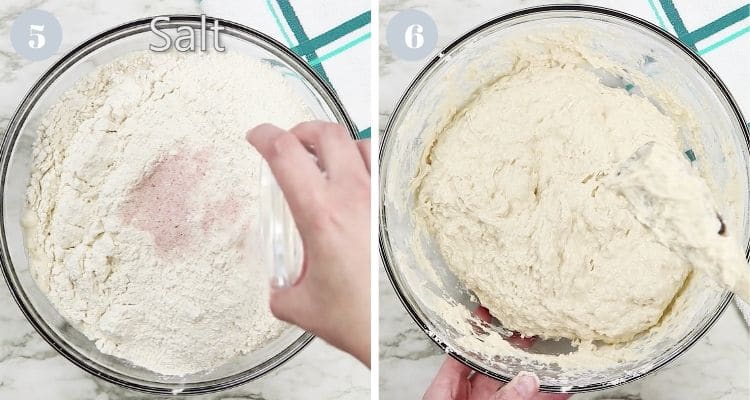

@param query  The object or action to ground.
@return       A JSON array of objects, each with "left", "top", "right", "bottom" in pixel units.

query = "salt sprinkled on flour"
[{"left": 22, "top": 51, "right": 312, "bottom": 375}]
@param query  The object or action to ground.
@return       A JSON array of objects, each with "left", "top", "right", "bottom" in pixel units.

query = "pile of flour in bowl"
[{"left": 22, "top": 51, "right": 311, "bottom": 375}]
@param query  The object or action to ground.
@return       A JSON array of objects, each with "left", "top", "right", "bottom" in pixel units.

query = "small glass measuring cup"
[{"left": 259, "top": 161, "right": 304, "bottom": 288}]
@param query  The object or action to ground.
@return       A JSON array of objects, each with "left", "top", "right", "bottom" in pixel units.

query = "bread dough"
[
  {"left": 606, "top": 141, "right": 750, "bottom": 302},
  {"left": 413, "top": 56, "right": 693, "bottom": 343}
]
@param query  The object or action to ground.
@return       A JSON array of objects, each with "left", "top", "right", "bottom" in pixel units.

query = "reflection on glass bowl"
[
  {"left": 380, "top": 5, "right": 749, "bottom": 393},
  {"left": 1, "top": 16, "right": 354, "bottom": 395}
]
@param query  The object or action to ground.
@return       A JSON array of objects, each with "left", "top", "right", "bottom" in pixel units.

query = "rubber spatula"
[{"left": 604, "top": 141, "right": 750, "bottom": 303}]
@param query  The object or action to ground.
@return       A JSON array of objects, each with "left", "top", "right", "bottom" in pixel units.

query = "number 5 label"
[
  {"left": 28, "top": 25, "right": 46, "bottom": 49},
  {"left": 387, "top": 10, "right": 438, "bottom": 61},
  {"left": 11, "top": 9, "right": 62, "bottom": 61}
]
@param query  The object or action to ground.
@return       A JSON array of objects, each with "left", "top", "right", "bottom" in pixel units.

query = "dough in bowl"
[{"left": 413, "top": 44, "right": 693, "bottom": 343}]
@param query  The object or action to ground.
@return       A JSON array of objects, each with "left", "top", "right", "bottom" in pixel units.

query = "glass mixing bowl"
[
  {"left": 1, "top": 16, "right": 356, "bottom": 395},
  {"left": 380, "top": 5, "right": 750, "bottom": 393}
]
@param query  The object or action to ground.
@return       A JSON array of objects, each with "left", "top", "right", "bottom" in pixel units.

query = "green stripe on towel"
[
  {"left": 649, "top": 0, "right": 749, "bottom": 54},
  {"left": 292, "top": 11, "right": 371, "bottom": 56},
  {"left": 699, "top": 26, "right": 750, "bottom": 55},
  {"left": 265, "top": 0, "right": 294, "bottom": 47},
  {"left": 307, "top": 32, "right": 370, "bottom": 66},
  {"left": 647, "top": 0, "right": 668, "bottom": 30},
  {"left": 687, "top": 5, "right": 749, "bottom": 45},
  {"left": 276, "top": 0, "right": 331, "bottom": 83},
  {"left": 659, "top": 0, "right": 697, "bottom": 50}
]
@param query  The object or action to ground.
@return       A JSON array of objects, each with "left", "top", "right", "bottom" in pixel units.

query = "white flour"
[{"left": 22, "top": 51, "right": 312, "bottom": 375}]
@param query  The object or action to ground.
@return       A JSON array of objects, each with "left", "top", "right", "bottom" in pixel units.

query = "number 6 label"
[
  {"left": 405, "top": 24, "right": 425, "bottom": 49},
  {"left": 387, "top": 10, "right": 438, "bottom": 61},
  {"left": 11, "top": 9, "right": 62, "bottom": 61}
]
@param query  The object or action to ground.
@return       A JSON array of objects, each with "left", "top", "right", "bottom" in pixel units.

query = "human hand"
[
  {"left": 422, "top": 306, "right": 571, "bottom": 400},
  {"left": 246, "top": 121, "right": 371, "bottom": 367},
  {"left": 422, "top": 358, "right": 571, "bottom": 400}
]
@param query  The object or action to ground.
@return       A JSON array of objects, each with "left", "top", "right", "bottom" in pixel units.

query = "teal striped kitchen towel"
[
  {"left": 578, "top": 0, "right": 750, "bottom": 326},
  {"left": 589, "top": 0, "right": 749, "bottom": 123},
  {"left": 200, "top": 0, "right": 371, "bottom": 139},
  {"left": 646, "top": 0, "right": 750, "bottom": 326}
]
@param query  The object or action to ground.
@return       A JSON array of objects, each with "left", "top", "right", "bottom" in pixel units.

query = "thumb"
[
  {"left": 492, "top": 372, "right": 539, "bottom": 400},
  {"left": 269, "top": 285, "right": 309, "bottom": 326}
]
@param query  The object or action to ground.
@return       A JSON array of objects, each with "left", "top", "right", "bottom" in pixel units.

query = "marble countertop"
[
  {"left": 0, "top": 1, "right": 369, "bottom": 399},
  {"left": 378, "top": 1, "right": 750, "bottom": 399}
]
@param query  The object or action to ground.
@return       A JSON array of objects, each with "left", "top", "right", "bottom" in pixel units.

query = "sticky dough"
[
  {"left": 413, "top": 56, "right": 693, "bottom": 343},
  {"left": 606, "top": 141, "right": 750, "bottom": 302}
]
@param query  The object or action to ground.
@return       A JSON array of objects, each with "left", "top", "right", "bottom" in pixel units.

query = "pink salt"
[
  {"left": 200, "top": 197, "right": 242, "bottom": 233},
  {"left": 121, "top": 148, "right": 210, "bottom": 254}
]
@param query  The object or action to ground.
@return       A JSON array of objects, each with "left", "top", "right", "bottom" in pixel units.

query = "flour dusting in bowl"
[{"left": 22, "top": 51, "right": 311, "bottom": 375}]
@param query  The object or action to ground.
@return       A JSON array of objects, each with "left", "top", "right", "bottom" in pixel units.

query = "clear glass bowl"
[
  {"left": 0, "top": 16, "right": 355, "bottom": 395},
  {"left": 380, "top": 5, "right": 750, "bottom": 393}
]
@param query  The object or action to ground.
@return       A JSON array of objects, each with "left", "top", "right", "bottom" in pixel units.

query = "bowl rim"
[
  {"left": 0, "top": 14, "right": 357, "bottom": 395},
  {"left": 379, "top": 4, "right": 749, "bottom": 393}
]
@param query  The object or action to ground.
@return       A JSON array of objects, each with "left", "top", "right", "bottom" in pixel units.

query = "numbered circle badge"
[
  {"left": 11, "top": 9, "right": 63, "bottom": 61},
  {"left": 386, "top": 9, "right": 438, "bottom": 61}
]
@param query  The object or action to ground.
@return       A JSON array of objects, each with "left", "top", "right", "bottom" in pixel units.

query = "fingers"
[
  {"left": 491, "top": 372, "right": 539, "bottom": 400},
  {"left": 422, "top": 357, "right": 472, "bottom": 400},
  {"left": 470, "top": 373, "right": 502, "bottom": 398},
  {"left": 357, "top": 139, "right": 371, "bottom": 174},
  {"left": 268, "top": 284, "right": 309, "bottom": 326},
  {"left": 475, "top": 305, "right": 536, "bottom": 349},
  {"left": 246, "top": 124, "right": 326, "bottom": 227},
  {"left": 508, "top": 333, "right": 536, "bottom": 350},
  {"left": 475, "top": 305, "right": 492, "bottom": 322},
  {"left": 289, "top": 121, "right": 368, "bottom": 181},
  {"left": 439, "top": 356, "right": 474, "bottom": 381}
]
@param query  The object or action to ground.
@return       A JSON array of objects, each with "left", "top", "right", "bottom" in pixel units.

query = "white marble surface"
[
  {"left": 0, "top": 1, "right": 369, "bottom": 399},
  {"left": 379, "top": 1, "right": 750, "bottom": 399}
]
